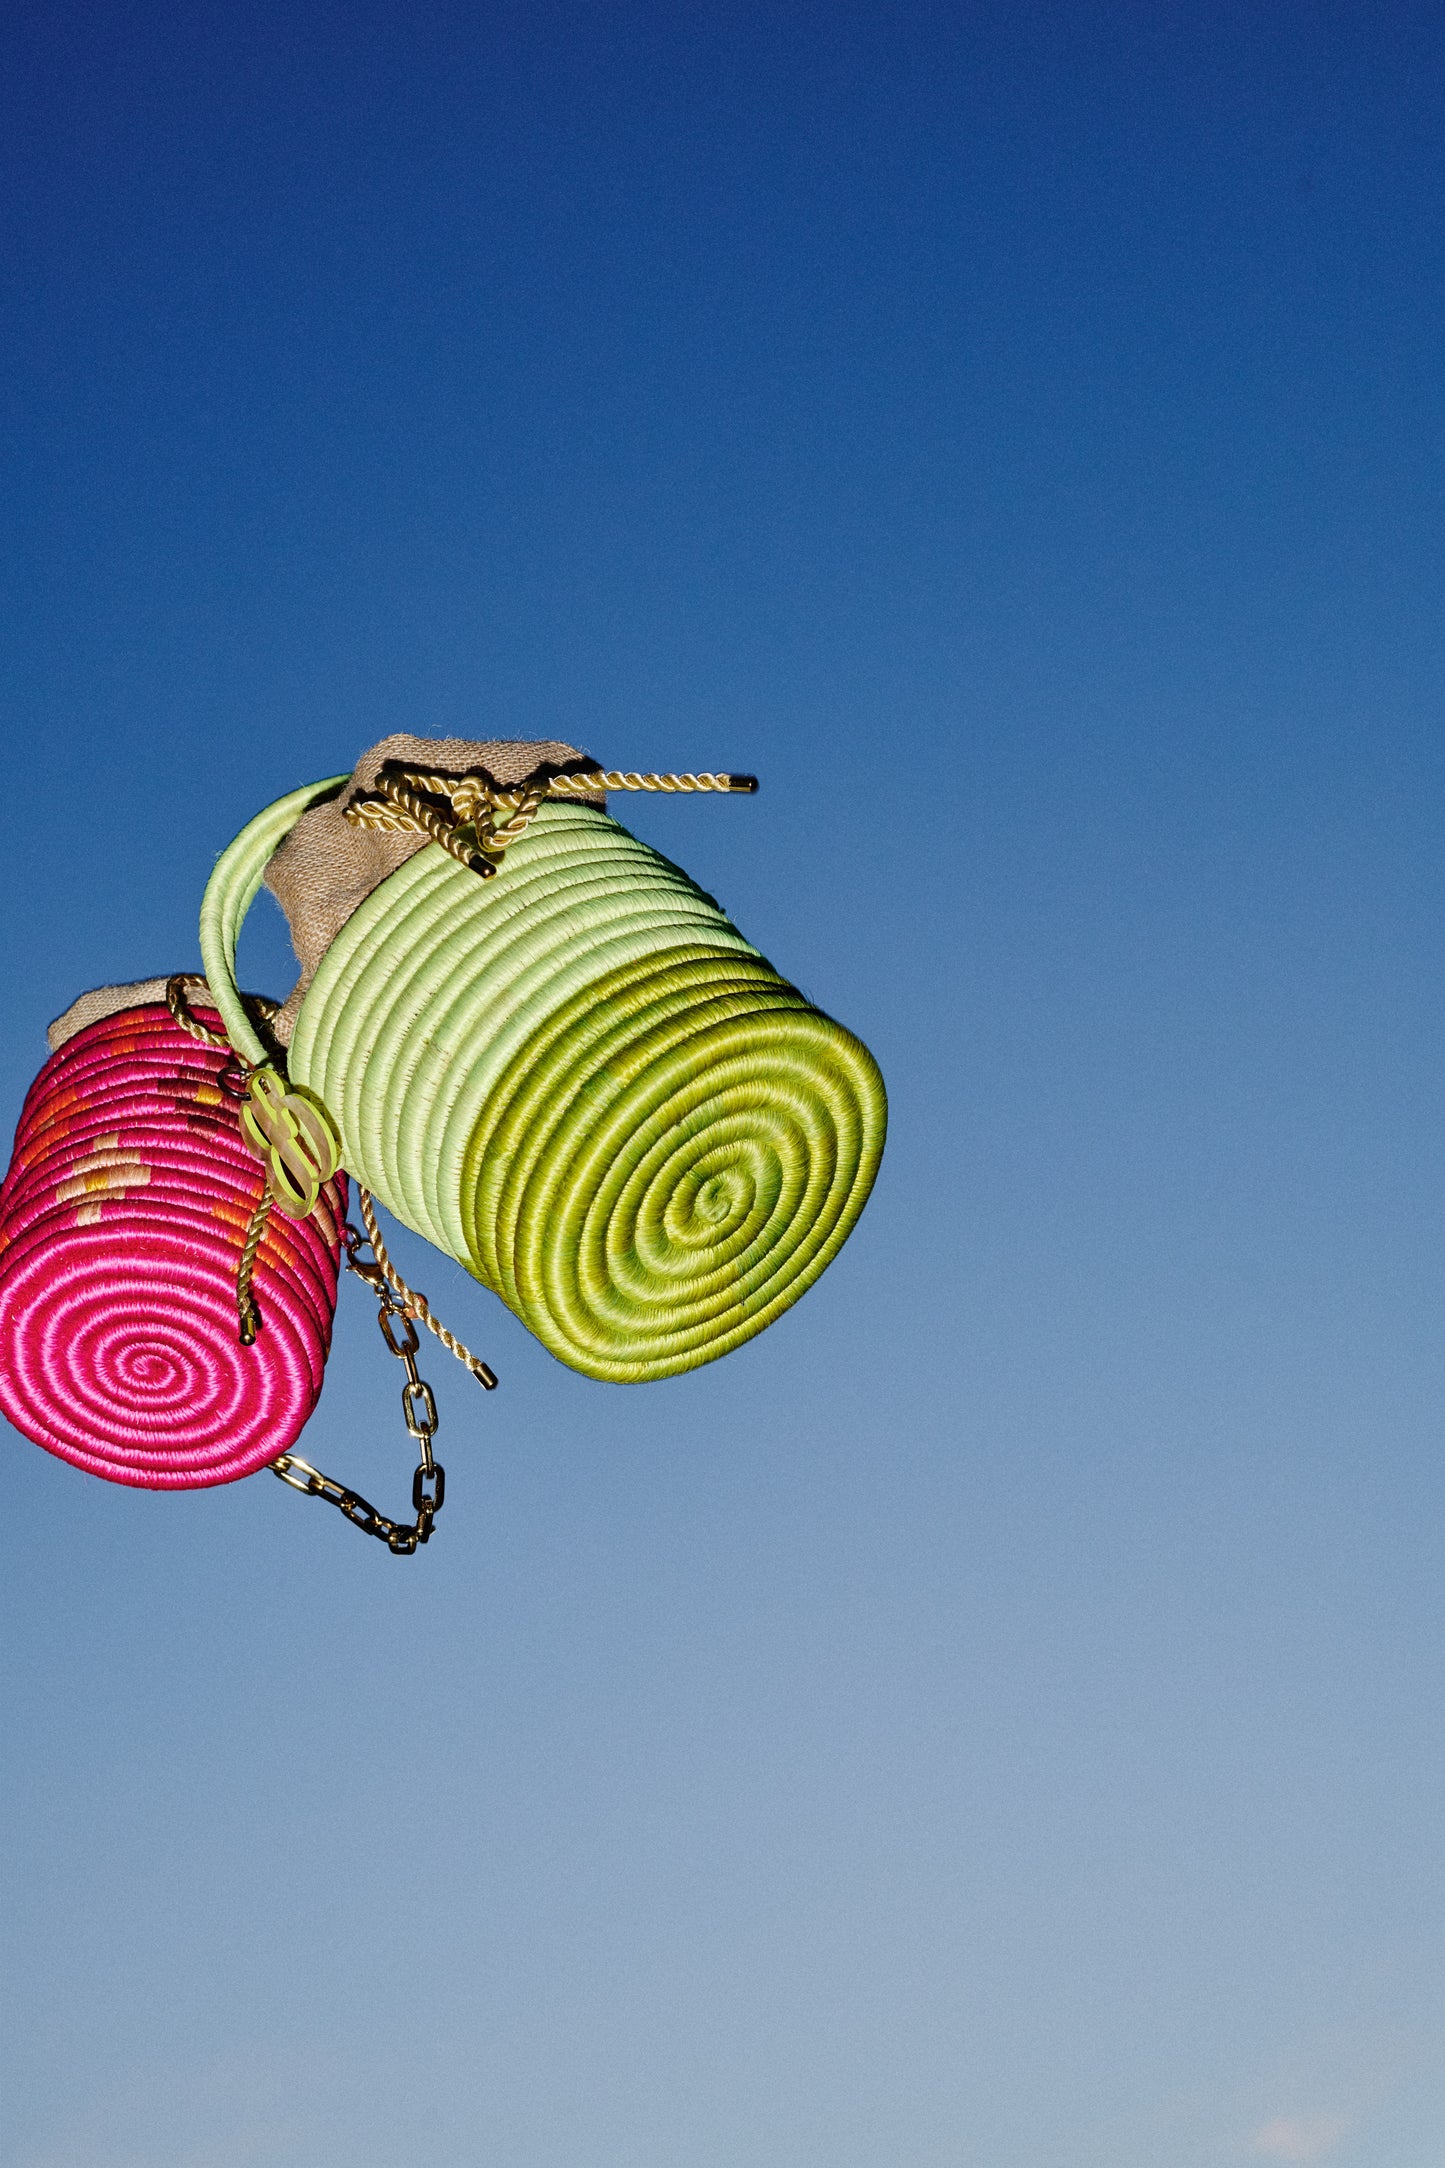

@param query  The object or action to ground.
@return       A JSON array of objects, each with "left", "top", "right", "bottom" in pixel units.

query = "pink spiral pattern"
[{"left": 0, "top": 1002, "right": 346, "bottom": 1487}]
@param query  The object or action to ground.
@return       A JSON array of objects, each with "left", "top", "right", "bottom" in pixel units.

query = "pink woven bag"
[{"left": 0, "top": 995, "right": 346, "bottom": 1487}]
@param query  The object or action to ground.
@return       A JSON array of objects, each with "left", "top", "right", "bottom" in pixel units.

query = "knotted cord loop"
[
  {"left": 346, "top": 775, "right": 495, "bottom": 875},
  {"left": 344, "top": 763, "right": 758, "bottom": 875}
]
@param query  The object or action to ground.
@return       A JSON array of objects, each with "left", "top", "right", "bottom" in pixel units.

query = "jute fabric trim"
[{"left": 49, "top": 979, "right": 174, "bottom": 1051}]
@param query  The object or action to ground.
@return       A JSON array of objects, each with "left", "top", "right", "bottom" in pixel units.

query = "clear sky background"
[{"left": 2, "top": 5, "right": 1444, "bottom": 2165}]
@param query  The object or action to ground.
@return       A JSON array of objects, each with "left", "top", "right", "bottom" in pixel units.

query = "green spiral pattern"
[{"left": 203, "top": 792, "right": 886, "bottom": 1382}]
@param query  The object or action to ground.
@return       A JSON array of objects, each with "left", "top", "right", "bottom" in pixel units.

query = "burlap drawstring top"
[{"left": 263, "top": 736, "right": 603, "bottom": 1041}]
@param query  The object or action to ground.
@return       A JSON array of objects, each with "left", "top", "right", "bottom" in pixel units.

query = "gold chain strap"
[
  {"left": 273, "top": 1222, "right": 448, "bottom": 1553},
  {"left": 269, "top": 1203, "right": 496, "bottom": 1557}
]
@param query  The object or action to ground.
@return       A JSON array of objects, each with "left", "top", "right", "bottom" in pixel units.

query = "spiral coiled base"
[
  {"left": 462, "top": 948, "right": 885, "bottom": 1379},
  {"left": 0, "top": 1004, "right": 346, "bottom": 1487}
]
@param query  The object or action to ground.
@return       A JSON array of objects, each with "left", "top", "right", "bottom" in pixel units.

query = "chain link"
[{"left": 268, "top": 1219, "right": 454, "bottom": 1554}]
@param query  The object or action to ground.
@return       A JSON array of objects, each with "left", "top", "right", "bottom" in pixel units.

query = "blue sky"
[{"left": 3, "top": 5, "right": 1445, "bottom": 2163}]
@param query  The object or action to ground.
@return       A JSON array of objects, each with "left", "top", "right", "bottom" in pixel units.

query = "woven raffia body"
[
  {"left": 0, "top": 1002, "right": 346, "bottom": 1486},
  {"left": 203, "top": 783, "right": 886, "bottom": 1383}
]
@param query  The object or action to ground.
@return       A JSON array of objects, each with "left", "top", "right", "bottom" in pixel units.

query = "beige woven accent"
[
  {"left": 262, "top": 737, "right": 601, "bottom": 1043},
  {"left": 48, "top": 978, "right": 178, "bottom": 1051},
  {"left": 47, "top": 978, "right": 278, "bottom": 1054}
]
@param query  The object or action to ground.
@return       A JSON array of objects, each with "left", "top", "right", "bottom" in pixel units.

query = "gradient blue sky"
[{"left": 3, "top": 6, "right": 1444, "bottom": 2164}]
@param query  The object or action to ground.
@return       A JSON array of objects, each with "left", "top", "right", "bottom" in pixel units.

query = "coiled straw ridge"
[
  {"left": 203, "top": 785, "right": 885, "bottom": 1382},
  {"left": 0, "top": 1001, "right": 346, "bottom": 1486}
]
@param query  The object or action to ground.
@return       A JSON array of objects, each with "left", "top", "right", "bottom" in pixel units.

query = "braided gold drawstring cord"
[
  {"left": 235, "top": 1186, "right": 272, "bottom": 1346},
  {"left": 544, "top": 771, "right": 757, "bottom": 795},
  {"left": 354, "top": 1186, "right": 497, "bottom": 1390},
  {"left": 352, "top": 777, "right": 493, "bottom": 875},
  {"left": 451, "top": 777, "right": 548, "bottom": 862},
  {"left": 168, "top": 976, "right": 281, "bottom": 1342},
  {"left": 345, "top": 765, "right": 757, "bottom": 875}
]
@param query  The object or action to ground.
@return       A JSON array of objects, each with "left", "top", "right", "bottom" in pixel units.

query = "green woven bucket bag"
[{"left": 200, "top": 751, "right": 886, "bottom": 1383}]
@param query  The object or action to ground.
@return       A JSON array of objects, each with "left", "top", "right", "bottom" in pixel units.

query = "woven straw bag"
[
  {"left": 200, "top": 744, "right": 886, "bottom": 1383},
  {"left": 0, "top": 986, "right": 346, "bottom": 1487}
]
